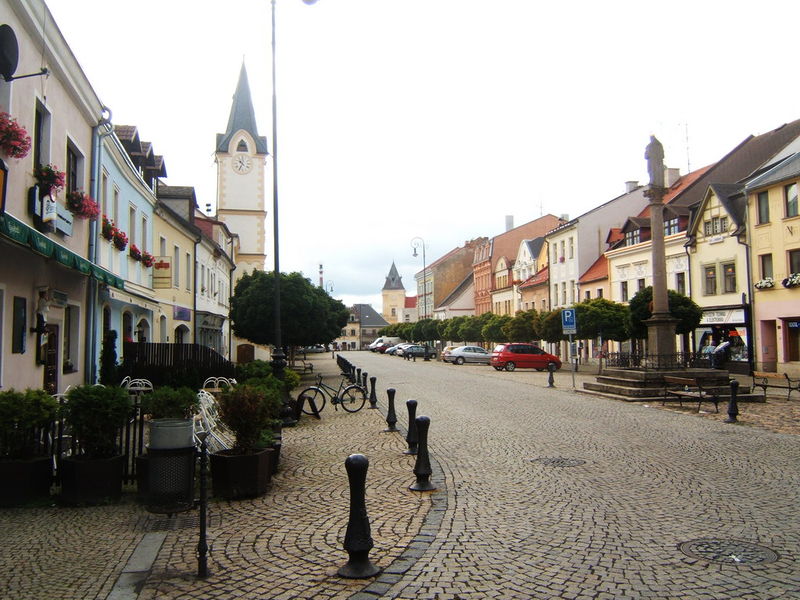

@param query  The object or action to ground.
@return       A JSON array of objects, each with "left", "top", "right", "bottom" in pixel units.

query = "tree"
[
  {"left": 481, "top": 314, "right": 512, "bottom": 344},
  {"left": 628, "top": 286, "right": 702, "bottom": 342},
  {"left": 574, "top": 298, "right": 629, "bottom": 342},
  {"left": 538, "top": 310, "right": 566, "bottom": 344},
  {"left": 503, "top": 310, "right": 537, "bottom": 342},
  {"left": 443, "top": 316, "right": 467, "bottom": 343},
  {"left": 230, "top": 270, "right": 349, "bottom": 347},
  {"left": 457, "top": 313, "right": 492, "bottom": 344}
]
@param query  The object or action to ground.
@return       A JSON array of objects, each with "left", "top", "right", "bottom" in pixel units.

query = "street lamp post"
[
  {"left": 270, "top": 0, "right": 317, "bottom": 414},
  {"left": 411, "top": 237, "right": 427, "bottom": 320}
]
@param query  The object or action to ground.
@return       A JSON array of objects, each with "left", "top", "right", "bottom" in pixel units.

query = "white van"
[{"left": 369, "top": 336, "right": 401, "bottom": 351}]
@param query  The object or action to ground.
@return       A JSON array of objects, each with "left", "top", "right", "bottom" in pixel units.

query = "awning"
[
  {"left": 107, "top": 288, "right": 160, "bottom": 313},
  {"left": 0, "top": 213, "right": 125, "bottom": 290}
]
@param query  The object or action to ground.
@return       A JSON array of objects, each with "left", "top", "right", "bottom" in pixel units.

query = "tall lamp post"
[
  {"left": 411, "top": 237, "right": 427, "bottom": 320},
  {"left": 269, "top": 0, "right": 318, "bottom": 385}
]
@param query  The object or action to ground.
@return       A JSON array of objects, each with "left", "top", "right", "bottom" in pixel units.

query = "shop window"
[
  {"left": 757, "top": 191, "right": 770, "bottom": 224},
  {"left": 12, "top": 297, "right": 25, "bottom": 354},
  {"left": 787, "top": 321, "right": 800, "bottom": 362},
  {"left": 62, "top": 305, "right": 79, "bottom": 373}
]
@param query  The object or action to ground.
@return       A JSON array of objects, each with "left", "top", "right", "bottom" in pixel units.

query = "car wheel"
[
  {"left": 429, "top": 353, "right": 437, "bottom": 359},
  {"left": 493, "top": 366, "right": 503, "bottom": 371},
  {"left": 455, "top": 357, "right": 465, "bottom": 365},
  {"left": 536, "top": 368, "right": 544, "bottom": 372},
  {"left": 505, "top": 362, "right": 516, "bottom": 372}
]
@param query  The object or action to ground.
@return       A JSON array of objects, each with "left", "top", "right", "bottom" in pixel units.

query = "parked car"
[
  {"left": 401, "top": 344, "right": 437, "bottom": 359},
  {"left": 303, "top": 344, "right": 326, "bottom": 354},
  {"left": 490, "top": 343, "right": 562, "bottom": 372},
  {"left": 391, "top": 343, "right": 415, "bottom": 356},
  {"left": 443, "top": 345, "right": 490, "bottom": 365},
  {"left": 375, "top": 343, "right": 392, "bottom": 353}
]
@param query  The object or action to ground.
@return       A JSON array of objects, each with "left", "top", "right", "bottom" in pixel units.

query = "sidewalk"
[{"left": 0, "top": 356, "right": 432, "bottom": 600}]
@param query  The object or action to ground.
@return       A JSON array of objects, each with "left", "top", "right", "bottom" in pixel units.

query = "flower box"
[
  {"left": 754, "top": 277, "right": 774, "bottom": 290},
  {"left": 0, "top": 112, "right": 31, "bottom": 159},
  {"left": 782, "top": 273, "right": 800, "bottom": 289},
  {"left": 33, "top": 164, "right": 65, "bottom": 196},
  {"left": 66, "top": 190, "right": 100, "bottom": 220},
  {"left": 141, "top": 251, "right": 155, "bottom": 268},
  {"left": 113, "top": 229, "right": 128, "bottom": 251},
  {"left": 129, "top": 244, "right": 142, "bottom": 261}
]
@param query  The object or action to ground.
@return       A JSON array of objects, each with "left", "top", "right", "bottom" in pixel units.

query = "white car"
[{"left": 443, "top": 345, "right": 490, "bottom": 365}]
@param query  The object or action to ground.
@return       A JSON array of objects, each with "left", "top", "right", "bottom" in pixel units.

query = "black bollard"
[
  {"left": 196, "top": 432, "right": 209, "bottom": 578},
  {"left": 404, "top": 399, "right": 418, "bottom": 455},
  {"left": 409, "top": 416, "right": 436, "bottom": 492},
  {"left": 356, "top": 368, "right": 362, "bottom": 386},
  {"left": 350, "top": 365, "right": 356, "bottom": 384},
  {"left": 337, "top": 454, "right": 381, "bottom": 579},
  {"left": 362, "top": 372, "right": 368, "bottom": 390},
  {"left": 547, "top": 362, "right": 556, "bottom": 388},
  {"left": 383, "top": 388, "right": 398, "bottom": 432},
  {"left": 725, "top": 379, "right": 740, "bottom": 423},
  {"left": 368, "top": 376, "right": 378, "bottom": 409}
]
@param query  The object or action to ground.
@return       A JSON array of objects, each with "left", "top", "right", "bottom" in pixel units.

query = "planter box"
[
  {"left": 0, "top": 456, "right": 52, "bottom": 506},
  {"left": 210, "top": 448, "right": 274, "bottom": 500},
  {"left": 59, "top": 455, "right": 125, "bottom": 505}
]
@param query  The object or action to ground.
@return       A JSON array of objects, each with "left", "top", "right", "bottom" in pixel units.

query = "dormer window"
[
  {"left": 625, "top": 229, "right": 640, "bottom": 246},
  {"left": 236, "top": 139, "right": 249, "bottom": 152}
]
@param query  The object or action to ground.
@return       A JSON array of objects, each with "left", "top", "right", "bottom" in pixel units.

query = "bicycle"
[{"left": 298, "top": 374, "right": 367, "bottom": 415}]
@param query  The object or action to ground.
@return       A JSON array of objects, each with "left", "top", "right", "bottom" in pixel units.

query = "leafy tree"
[
  {"left": 457, "top": 314, "right": 492, "bottom": 344},
  {"left": 231, "top": 270, "right": 349, "bottom": 347},
  {"left": 538, "top": 310, "right": 566, "bottom": 344},
  {"left": 574, "top": 298, "right": 629, "bottom": 342},
  {"left": 481, "top": 314, "right": 512, "bottom": 344},
  {"left": 503, "top": 310, "right": 537, "bottom": 342},
  {"left": 443, "top": 316, "right": 467, "bottom": 343},
  {"left": 628, "top": 286, "right": 702, "bottom": 339}
]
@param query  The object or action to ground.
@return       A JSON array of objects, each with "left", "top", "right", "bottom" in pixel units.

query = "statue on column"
[{"left": 644, "top": 135, "right": 665, "bottom": 188}]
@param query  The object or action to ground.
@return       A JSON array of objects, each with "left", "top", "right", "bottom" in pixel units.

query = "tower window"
[{"left": 236, "top": 139, "right": 249, "bottom": 152}]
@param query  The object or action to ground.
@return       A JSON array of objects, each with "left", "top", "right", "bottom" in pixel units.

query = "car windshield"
[{"left": 493, "top": 345, "right": 505, "bottom": 352}]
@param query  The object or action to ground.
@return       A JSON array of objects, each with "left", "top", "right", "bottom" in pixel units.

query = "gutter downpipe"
[
  {"left": 736, "top": 219, "right": 756, "bottom": 375},
  {"left": 85, "top": 106, "right": 113, "bottom": 384}
]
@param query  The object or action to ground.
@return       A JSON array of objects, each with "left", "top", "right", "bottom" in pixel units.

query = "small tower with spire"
[
  {"left": 382, "top": 262, "right": 406, "bottom": 324},
  {"left": 215, "top": 63, "right": 269, "bottom": 277}
]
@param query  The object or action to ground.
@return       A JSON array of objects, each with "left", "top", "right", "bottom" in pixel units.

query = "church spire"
[
  {"left": 216, "top": 63, "right": 268, "bottom": 154},
  {"left": 383, "top": 262, "right": 404, "bottom": 290}
]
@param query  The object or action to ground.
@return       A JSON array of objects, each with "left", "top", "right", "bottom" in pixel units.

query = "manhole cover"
[
  {"left": 678, "top": 539, "right": 779, "bottom": 565},
  {"left": 530, "top": 457, "right": 586, "bottom": 468}
]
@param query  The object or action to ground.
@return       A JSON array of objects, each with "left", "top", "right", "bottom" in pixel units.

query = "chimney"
[
  {"left": 665, "top": 167, "right": 680, "bottom": 187},
  {"left": 625, "top": 180, "right": 639, "bottom": 193},
  {"left": 505, "top": 215, "right": 514, "bottom": 231},
  {"left": 560, "top": 213, "right": 569, "bottom": 222}
]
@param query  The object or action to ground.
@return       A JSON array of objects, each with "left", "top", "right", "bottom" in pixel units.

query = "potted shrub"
[
  {"left": 141, "top": 386, "right": 197, "bottom": 449},
  {"left": 210, "top": 384, "right": 281, "bottom": 499},
  {"left": 0, "top": 389, "right": 58, "bottom": 506},
  {"left": 59, "top": 385, "right": 132, "bottom": 505}
]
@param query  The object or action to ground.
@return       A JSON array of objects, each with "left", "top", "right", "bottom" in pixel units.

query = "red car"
[{"left": 490, "top": 343, "right": 562, "bottom": 372}]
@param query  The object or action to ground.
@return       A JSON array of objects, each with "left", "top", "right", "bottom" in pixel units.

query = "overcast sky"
[{"left": 47, "top": 0, "right": 800, "bottom": 309}]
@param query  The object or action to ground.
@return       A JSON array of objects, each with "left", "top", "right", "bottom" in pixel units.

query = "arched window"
[{"left": 236, "top": 139, "right": 248, "bottom": 152}]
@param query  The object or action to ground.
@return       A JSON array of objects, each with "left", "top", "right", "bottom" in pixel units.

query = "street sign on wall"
[{"left": 561, "top": 308, "right": 577, "bottom": 335}]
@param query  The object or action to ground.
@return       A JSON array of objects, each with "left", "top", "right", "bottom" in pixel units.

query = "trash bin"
[{"left": 143, "top": 446, "right": 195, "bottom": 514}]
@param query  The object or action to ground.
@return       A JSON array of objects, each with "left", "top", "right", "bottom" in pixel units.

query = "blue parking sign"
[{"left": 561, "top": 308, "right": 577, "bottom": 334}]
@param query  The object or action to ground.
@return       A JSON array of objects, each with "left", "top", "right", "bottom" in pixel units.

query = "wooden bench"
[
  {"left": 289, "top": 359, "right": 314, "bottom": 374},
  {"left": 662, "top": 376, "right": 720, "bottom": 413},
  {"left": 751, "top": 371, "right": 800, "bottom": 400}
]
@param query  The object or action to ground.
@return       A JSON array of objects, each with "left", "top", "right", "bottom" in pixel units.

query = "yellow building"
[{"left": 745, "top": 155, "right": 800, "bottom": 375}]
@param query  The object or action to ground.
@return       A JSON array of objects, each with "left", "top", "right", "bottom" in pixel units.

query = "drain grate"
[
  {"left": 145, "top": 513, "right": 222, "bottom": 531},
  {"left": 678, "top": 539, "right": 779, "bottom": 565},
  {"left": 530, "top": 457, "right": 586, "bottom": 468}
]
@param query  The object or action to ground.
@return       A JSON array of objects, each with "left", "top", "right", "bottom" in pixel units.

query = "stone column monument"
[{"left": 644, "top": 136, "right": 678, "bottom": 366}]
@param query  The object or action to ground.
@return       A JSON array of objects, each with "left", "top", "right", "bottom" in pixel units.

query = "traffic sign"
[{"left": 561, "top": 308, "right": 577, "bottom": 334}]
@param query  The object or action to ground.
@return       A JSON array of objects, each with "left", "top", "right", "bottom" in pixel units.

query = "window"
[
  {"left": 757, "top": 191, "right": 770, "bottom": 224},
  {"left": 112, "top": 188, "right": 120, "bottom": 223},
  {"left": 33, "top": 101, "right": 51, "bottom": 169},
  {"left": 186, "top": 253, "right": 191, "bottom": 290},
  {"left": 100, "top": 171, "right": 108, "bottom": 216},
  {"left": 391, "top": 307, "right": 396, "bottom": 316},
  {"left": 760, "top": 254, "right": 773, "bottom": 279},
  {"left": 66, "top": 143, "right": 80, "bottom": 192},
  {"left": 561, "top": 282, "right": 567, "bottom": 305},
  {"left": 568, "top": 237, "right": 574, "bottom": 259},
  {"left": 597, "top": 288, "right": 603, "bottom": 299},
  {"left": 786, "top": 183, "right": 798, "bottom": 218},
  {"left": 675, "top": 272, "right": 686, "bottom": 295},
  {"left": 664, "top": 217, "right": 679, "bottom": 236},
  {"left": 159, "top": 236, "right": 166, "bottom": 257},
  {"left": 141, "top": 215, "right": 147, "bottom": 251},
  {"left": 585, "top": 290, "right": 591, "bottom": 300},
  {"left": 790, "top": 249, "right": 800, "bottom": 274},
  {"left": 625, "top": 230, "right": 640, "bottom": 245},
  {"left": 350, "top": 329, "right": 356, "bottom": 336},
  {"left": 621, "top": 281, "right": 628, "bottom": 302},
  {"left": 704, "top": 216, "right": 729, "bottom": 236},
  {"left": 62, "top": 305, "right": 79, "bottom": 373},
  {"left": 236, "top": 139, "right": 249, "bottom": 152},
  {"left": 560, "top": 241, "right": 565, "bottom": 261},
  {"left": 552, "top": 246, "right": 557, "bottom": 264},
  {"left": 173, "top": 245, "right": 180, "bottom": 287},
  {"left": 637, "top": 278, "right": 646, "bottom": 291},
  {"left": 128, "top": 206, "right": 136, "bottom": 249},
  {"left": 723, "top": 263, "right": 736, "bottom": 293},
  {"left": 704, "top": 265, "right": 717, "bottom": 295},
  {"left": 569, "top": 280, "right": 575, "bottom": 303}
]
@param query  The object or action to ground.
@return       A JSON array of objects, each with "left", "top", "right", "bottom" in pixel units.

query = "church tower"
[
  {"left": 382, "top": 262, "right": 406, "bottom": 324},
  {"left": 215, "top": 63, "right": 269, "bottom": 277}
]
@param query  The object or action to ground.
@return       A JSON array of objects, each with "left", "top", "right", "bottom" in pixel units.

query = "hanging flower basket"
[
  {"left": 66, "top": 190, "right": 100, "bottom": 220},
  {"left": 782, "top": 273, "right": 800, "bottom": 288},
  {"left": 101, "top": 215, "right": 116, "bottom": 241},
  {"left": 113, "top": 229, "right": 128, "bottom": 251},
  {"left": 129, "top": 244, "right": 142, "bottom": 261},
  {"left": 141, "top": 251, "right": 155, "bottom": 268},
  {"left": 0, "top": 112, "right": 32, "bottom": 159},
  {"left": 754, "top": 277, "right": 774, "bottom": 290},
  {"left": 33, "top": 164, "right": 66, "bottom": 197}
]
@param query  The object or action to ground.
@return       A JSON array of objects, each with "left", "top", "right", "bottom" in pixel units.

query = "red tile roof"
[
  {"left": 579, "top": 254, "right": 608, "bottom": 284},
  {"left": 519, "top": 266, "right": 549, "bottom": 289},
  {"left": 638, "top": 164, "right": 714, "bottom": 217}
]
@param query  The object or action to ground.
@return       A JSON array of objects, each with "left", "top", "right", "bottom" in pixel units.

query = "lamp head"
[{"left": 412, "top": 248, "right": 418, "bottom": 258}]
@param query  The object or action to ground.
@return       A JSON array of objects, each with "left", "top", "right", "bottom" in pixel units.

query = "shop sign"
[
  {"left": 174, "top": 306, "right": 191, "bottom": 322},
  {"left": 700, "top": 309, "right": 745, "bottom": 325},
  {"left": 152, "top": 256, "right": 172, "bottom": 289}
]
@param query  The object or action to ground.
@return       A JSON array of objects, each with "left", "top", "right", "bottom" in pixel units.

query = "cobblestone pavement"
[
  {"left": 350, "top": 352, "right": 800, "bottom": 599},
  {"left": 1, "top": 353, "right": 798, "bottom": 600}
]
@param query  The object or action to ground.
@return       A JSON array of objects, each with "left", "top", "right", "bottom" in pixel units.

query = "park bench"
[
  {"left": 290, "top": 358, "right": 314, "bottom": 374},
  {"left": 751, "top": 371, "right": 800, "bottom": 400},
  {"left": 662, "top": 376, "right": 720, "bottom": 413}
]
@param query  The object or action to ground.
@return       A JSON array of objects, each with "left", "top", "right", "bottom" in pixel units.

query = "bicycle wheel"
[
  {"left": 340, "top": 385, "right": 367, "bottom": 413},
  {"left": 299, "top": 387, "right": 326, "bottom": 415}
]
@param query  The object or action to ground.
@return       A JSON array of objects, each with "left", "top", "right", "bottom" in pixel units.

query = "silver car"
[{"left": 443, "top": 345, "right": 490, "bottom": 365}]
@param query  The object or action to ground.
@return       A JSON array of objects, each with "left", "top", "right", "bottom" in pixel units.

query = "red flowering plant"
[
  {"left": 33, "top": 164, "right": 66, "bottom": 196},
  {"left": 112, "top": 228, "right": 128, "bottom": 251},
  {"left": 101, "top": 215, "right": 116, "bottom": 241},
  {"left": 66, "top": 190, "right": 100, "bottom": 220},
  {"left": 0, "top": 112, "right": 32, "bottom": 159},
  {"left": 141, "top": 251, "right": 155, "bottom": 268},
  {"left": 129, "top": 244, "right": 142, "bottom": 261}
]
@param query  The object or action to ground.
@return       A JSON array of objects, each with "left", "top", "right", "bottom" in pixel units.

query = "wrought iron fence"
[
  {"left": 121, "top": 342, "right": 235, "bottom": 388},
  {"left": 604, "top": 352, "right": 711, "bottom": 371}
]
